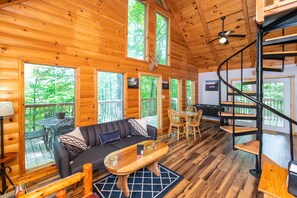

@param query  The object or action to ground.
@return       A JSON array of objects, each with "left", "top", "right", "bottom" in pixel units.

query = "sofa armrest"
[
  {"left": 147, "top": 125, "right": 157, "bottom": 140},
  {"left": 53, "top": 141, "right": 71, "bottom": 178}
]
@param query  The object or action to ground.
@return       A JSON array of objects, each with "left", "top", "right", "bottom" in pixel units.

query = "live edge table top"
[{"left": 104, "top": 140, "right": 169, "bottom": 175}]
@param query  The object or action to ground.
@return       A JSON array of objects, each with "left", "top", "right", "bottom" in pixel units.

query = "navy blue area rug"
[{"left": 93, "top": 164, "right": 183, "bottom": 198}]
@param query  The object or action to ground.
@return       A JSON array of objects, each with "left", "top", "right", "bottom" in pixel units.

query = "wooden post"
[
  {"left": 256, "top": 0, "right": 265, "bottom": 24},
  {"left": 83, "top": 163, "right": 92, "bottom": 197},
  {"left": 56, "top": 189, "right": 66, "bottom": 198}
]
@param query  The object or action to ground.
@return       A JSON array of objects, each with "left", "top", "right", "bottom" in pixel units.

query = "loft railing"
[
  {"left": 25, "top": 102, "right": 74, "bottom": 132},
  {"left": 256, "top": 0, "right": 297, "bottom": 23},
  {"left": 98, "top": 100, "right": 123, "bottom": 123}
]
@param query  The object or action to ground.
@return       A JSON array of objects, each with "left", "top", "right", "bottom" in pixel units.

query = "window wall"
[
  {"left": 97, "top": 72, "right": 124, "bottom": 123},
  {"left": 127, "top": 0, "right": 146, "bottom": 60},
  {"left": 24, "top": 63, "right": 75, "bottom": 170},
  {"left": 156, "top": 12, "right": 169, "bottom": 65}
]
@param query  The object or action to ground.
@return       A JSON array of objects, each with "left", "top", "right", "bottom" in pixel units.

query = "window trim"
[
  {"left": 126, "top": 0, "right": 149, "bottom": 62},
  {"left": 155, "top": 10, "right": 170, "bottom": 67},
  {"left": 139, "top": 72, "right": 162, "bottom": 130}
]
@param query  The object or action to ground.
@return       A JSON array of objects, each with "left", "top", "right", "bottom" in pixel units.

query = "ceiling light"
[{"left": 219, "top": 37, "right": 228, "bottom": 44}]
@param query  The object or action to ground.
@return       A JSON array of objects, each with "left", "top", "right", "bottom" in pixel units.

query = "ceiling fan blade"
[
  {"left": 229, "top": 34, "right": 246, "bottom": 38},
  {"left": 206, "top": 37, "right": 219, "bottom": 44},
  {"left": 224, "top": 30, "right": 235, "bottom": 36}
]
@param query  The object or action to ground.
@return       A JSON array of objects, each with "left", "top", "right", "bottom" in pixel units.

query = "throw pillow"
[
  {"left": 128, "top": 118, "right": 149, "bottom": 137},
  {"left": 59, "top": 127, "right": 88, "bottom": 161},
  {"left": 99, "top": 130, "right": 121, "bottom": 145}
]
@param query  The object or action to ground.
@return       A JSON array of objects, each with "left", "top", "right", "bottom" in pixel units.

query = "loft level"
[{"left": 256, "top": 0, "right": 297, "bottom": 24}]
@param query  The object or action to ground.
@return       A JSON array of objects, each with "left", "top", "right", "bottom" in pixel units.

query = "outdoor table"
[
  {"left": 36, "top": 116, "right": 74, "bottom": 150},
  {"left": 178, "top": 111, "right": 196, "bottom": 139}
]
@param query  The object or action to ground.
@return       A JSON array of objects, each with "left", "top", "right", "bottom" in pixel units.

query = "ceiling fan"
[{"left": 207, "top": 16, "right": 246, "bottom": 45}]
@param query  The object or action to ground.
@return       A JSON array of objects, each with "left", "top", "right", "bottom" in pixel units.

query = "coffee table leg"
[
  {"left": 117, "top": 175, "right": 129, "bottom": 197},
  {"left": 147, "top": 161, "right": 160, "bottom": 176}
]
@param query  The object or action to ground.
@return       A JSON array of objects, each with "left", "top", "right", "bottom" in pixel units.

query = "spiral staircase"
[{"left": 217, "top": 4, "right": 297, "bottom": 178}]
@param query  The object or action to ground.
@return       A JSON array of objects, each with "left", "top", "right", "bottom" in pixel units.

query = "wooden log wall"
[{"left": 0, "top": 0, "right": 198, "bottom": 183}]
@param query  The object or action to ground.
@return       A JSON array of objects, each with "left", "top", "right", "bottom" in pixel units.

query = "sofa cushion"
[
  {"left": 112, "top": 136, "right": 150, "bottom": 149},
  {"left": 128, "top": 118, "right": 149, "bottom": 137},
  {"left": 99, "top": 130, "right": 121, "bottom": 145},
  {"left": 70, "top": 144, "right": 118, "bottom": 174},
  {"left": 59, "top": 127, "right": 88, "bottom": 161}
]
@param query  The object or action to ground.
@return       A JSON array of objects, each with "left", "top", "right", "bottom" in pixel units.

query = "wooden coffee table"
[{"left": 104, "top": 140, "right": 169, "bottom": 197}]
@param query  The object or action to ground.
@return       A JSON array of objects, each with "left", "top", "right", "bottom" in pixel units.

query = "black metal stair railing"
[{"left": 217, "top": 39, "right": 297, "bottom": 161}]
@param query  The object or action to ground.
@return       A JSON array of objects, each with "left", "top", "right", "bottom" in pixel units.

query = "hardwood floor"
[{"left": 26, "top": 121, "right": 296, "bottom": 197}]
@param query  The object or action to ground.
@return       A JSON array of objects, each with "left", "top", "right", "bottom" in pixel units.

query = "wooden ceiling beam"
[
  {"left": 165, "top": 0, "right": 200, "bottom": 69},
  {"left": 193, "top": 0, "right": 221, "bottom": 67},
  {"left": 242, "top": 0, "right": 256, "bottom": 68}
]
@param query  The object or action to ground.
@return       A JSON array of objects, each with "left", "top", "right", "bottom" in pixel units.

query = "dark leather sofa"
[
  {"left": 53, "top": 118, "right": 157, "bottom": 178},
  {"left": 194, "top": 104, "right": 221, "bottom": 117}
]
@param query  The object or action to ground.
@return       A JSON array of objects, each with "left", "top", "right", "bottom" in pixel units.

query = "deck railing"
[
  {"left": 171, "top": 98, "right": 178, "bottom": 111},
  {"left": 25, "top": 102, "right": 74, "bottom": 132},
  {"left": 98, "top": 100, "right": 123, "bottom": 123},
  {"left": 263, "top": 98, "right": 284, "bottom": 127}
]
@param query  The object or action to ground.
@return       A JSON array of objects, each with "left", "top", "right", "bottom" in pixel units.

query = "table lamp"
[{"left": 0, "top": 102, "right": 14, "bottom": 159}]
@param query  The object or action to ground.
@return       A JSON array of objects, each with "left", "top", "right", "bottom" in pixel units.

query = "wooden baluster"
[
  {"left": 56, "top": 189, "right": 66, "bottom": 198},
  {"left": 256, "top": 0, "right": 265, "bottom": 23},
  {"left": 83, "top": 163, "right": 92, "bottom": 197}
]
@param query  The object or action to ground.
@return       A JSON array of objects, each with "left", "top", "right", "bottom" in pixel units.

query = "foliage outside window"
[
  {"left": 127, "top": 0, "right": 146, "bottom": 60},
  {"left": 24, "top": 63, "right": 75, "bottom": 170},
  {"left": 186, "top": 80, "right": 194, "bottom": 106},
  {"left": 141, "top": 75, "right": 159, "bottom": 128},
  {"left": 170, "top": 79, "right": 179, "bottom": 111},
  {"left": 156, "top": 13, "right": 169, "bottom": 65},
  {"left": 98, "top": 72, "right": 123, "bottom": 123}
]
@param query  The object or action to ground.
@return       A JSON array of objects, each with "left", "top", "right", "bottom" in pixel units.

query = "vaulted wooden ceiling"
[{"left": 166, "top": 0, "right": 297, "bottom": 72}]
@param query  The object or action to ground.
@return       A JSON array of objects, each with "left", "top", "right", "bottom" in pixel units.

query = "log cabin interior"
[{"left": 0, "top": 0, "right": 297, "bottom": 197}]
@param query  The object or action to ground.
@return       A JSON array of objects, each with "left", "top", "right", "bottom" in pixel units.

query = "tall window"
[
  {"left": 127, "top": 0, "right": 146, "bottom": 60},
  {"left": 140, "top": 75, "right": 161, "bottom": 128},
  {"left": 170, "top": 79, "right": 179, "bottom": 111},
  {"left": 186, "top": 80, "right": 194, "bottom": 106},
  {"left": 156, "top": 13, "right": 169, "bottom": 65},
  {"left": 98, "top": 72, "right": 123, "bottom": 123},
  {"left": 24, "top": 63, "right": 75, "bottom": 170}
]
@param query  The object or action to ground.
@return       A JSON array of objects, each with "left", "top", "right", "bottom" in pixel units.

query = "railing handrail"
[
  {"left": 25, "top": 102, "right": 74, "bottom": 107},
  {"left": 217, "top": 40, "right": 297, "bottom": 126},
  {"left": 98, "top": 100, "right": 123, "bottom": 103}
]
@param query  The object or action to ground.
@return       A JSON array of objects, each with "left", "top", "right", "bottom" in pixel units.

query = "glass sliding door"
[
  {"left": 98, "top": 72, "right": 124, "bottom": 123},
  {"left": 186, "top": 80, "right": 194, "bottom": 106},
  {"left": 170, "top": 79, "right": 180, "bottom": 111},
  {"left": 140, "top": 75, "right": 161, "bottom": 128},
  {"left": 24, "top": 63, "right": 75, "bottom": 170}
]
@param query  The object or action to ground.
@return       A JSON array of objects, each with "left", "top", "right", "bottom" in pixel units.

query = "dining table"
[{"left": 178, "top": 111, "right": 196, "bottom": 139}]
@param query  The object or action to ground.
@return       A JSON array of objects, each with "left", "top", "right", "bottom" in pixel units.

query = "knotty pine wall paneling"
[{"left": 0, "top": 0, "right": 198, "bottom": 183}]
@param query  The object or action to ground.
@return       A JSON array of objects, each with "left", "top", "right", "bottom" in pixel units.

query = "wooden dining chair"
[
  {"left": 188, "top": 110, "right": 203, "bottom": 140},
  {"left": 168, "top": 108, "right": 185, "bottom": 140},
  {"left": 186, "top": 105, "right": 198, "bottom": 112}
]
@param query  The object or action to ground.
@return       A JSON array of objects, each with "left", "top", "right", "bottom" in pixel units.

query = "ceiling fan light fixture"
[{"left": 219, "top": 37, "right": 228, "bottom": 44}]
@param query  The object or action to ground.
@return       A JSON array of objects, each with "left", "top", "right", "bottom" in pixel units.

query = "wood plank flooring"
[{"left": 26, "top": 121, "right": 296, "bottom": 197}]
